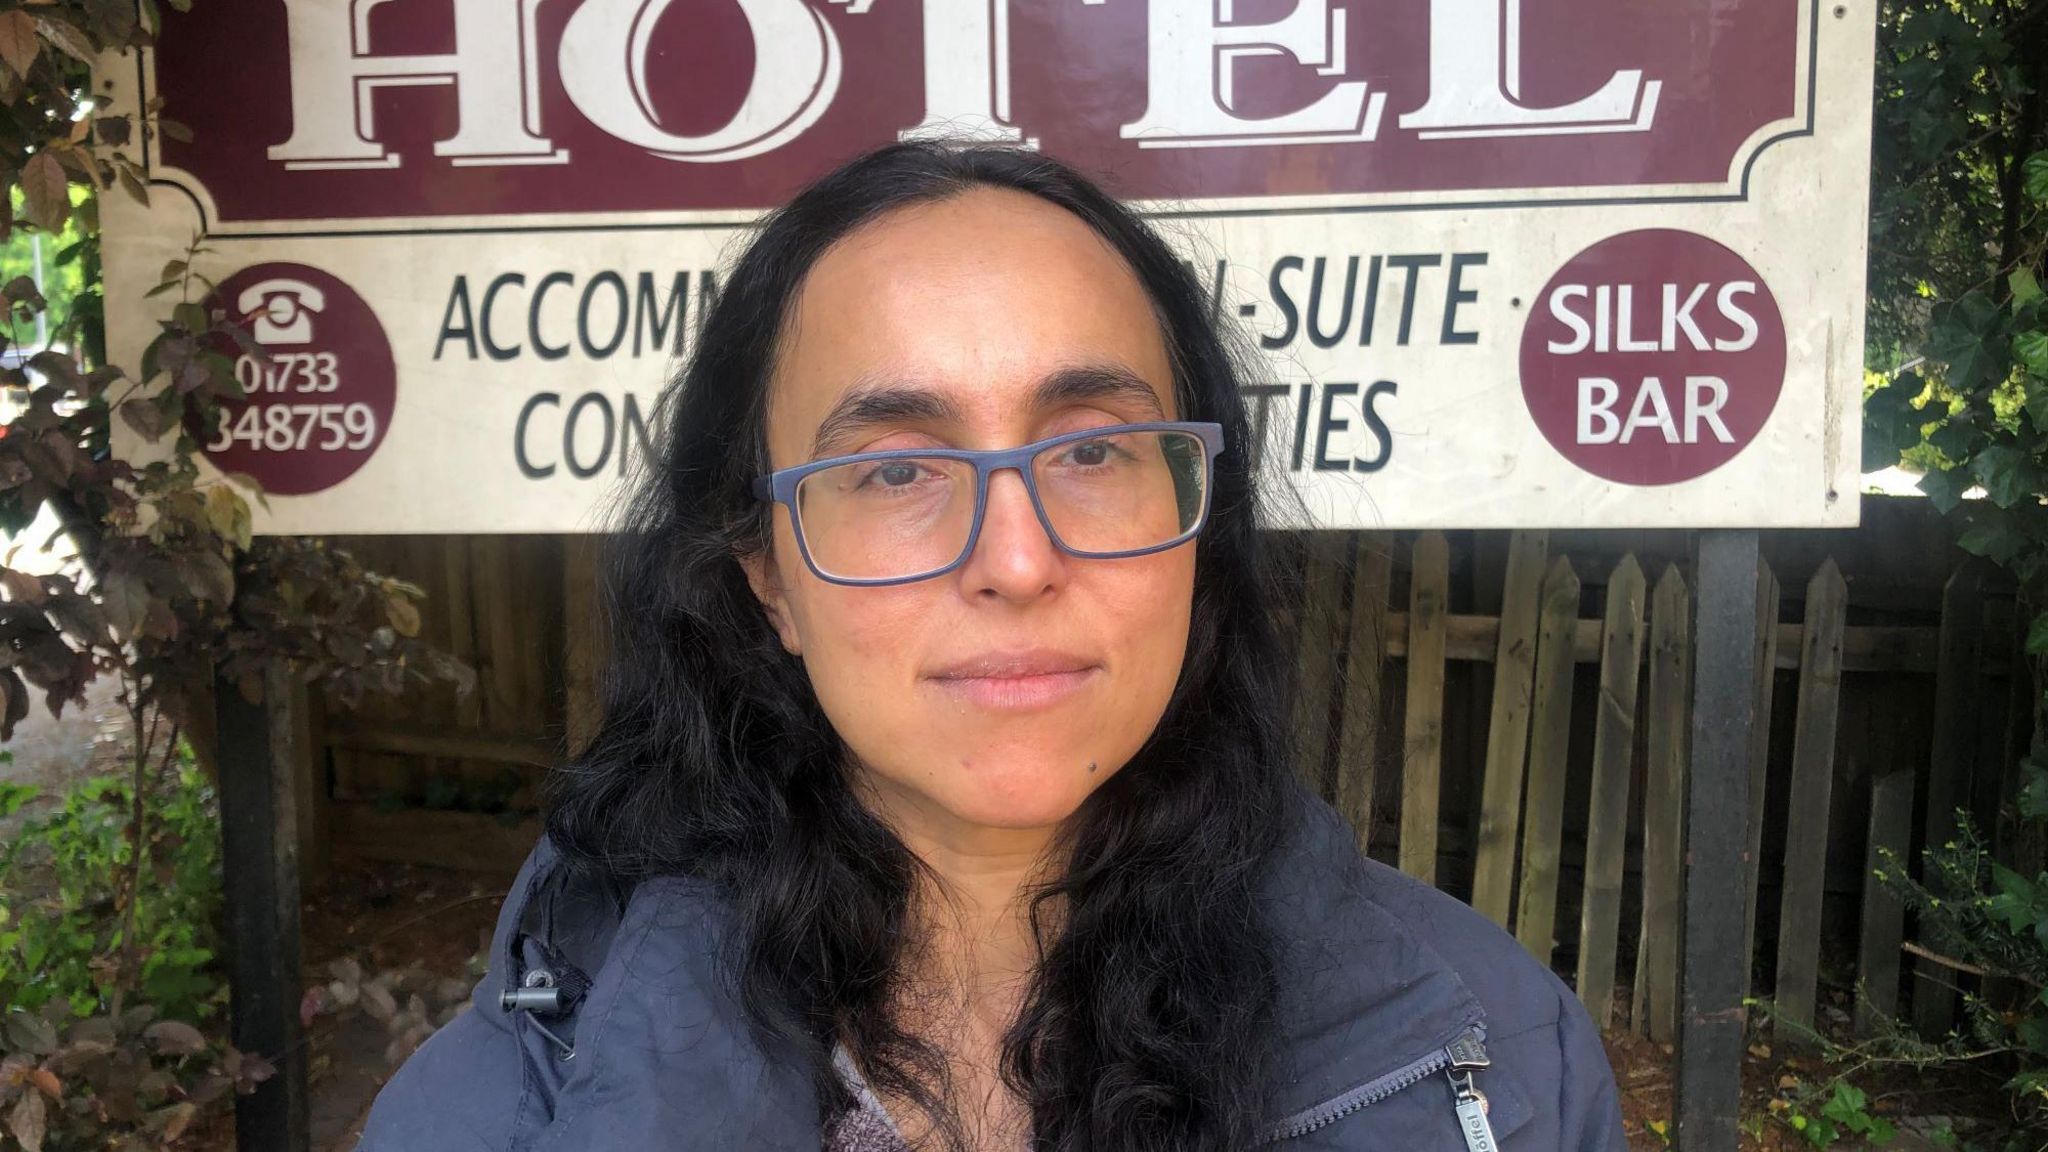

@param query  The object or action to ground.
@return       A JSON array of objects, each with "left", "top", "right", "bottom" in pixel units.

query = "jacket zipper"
[
  {"left": 1256, "top": 1023, "right": 1492, "bottom": 1146},
  {"left": 1444, "top": 1029, "right": 1501, "bottom": 1152}
]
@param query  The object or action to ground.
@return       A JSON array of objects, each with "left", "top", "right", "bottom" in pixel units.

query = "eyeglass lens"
[{"left": 791, "top": 429, "right": 1209, "bottom": 582}]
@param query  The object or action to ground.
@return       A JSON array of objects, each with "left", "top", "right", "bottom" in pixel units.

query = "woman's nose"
[{"left": 958, "top": 468, "right": 1067, "bottom": 601}]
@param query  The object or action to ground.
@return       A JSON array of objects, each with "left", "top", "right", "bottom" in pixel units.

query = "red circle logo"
[
  {"left": 1519, "top": 230, "right": 1785, "bottom": 486},
  {"left": 187, "top": 263, "right": 395, "bottom": 496}
]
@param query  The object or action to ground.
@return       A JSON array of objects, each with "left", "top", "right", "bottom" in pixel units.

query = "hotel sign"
[{"left": 99, "top": 0, "right": 1875, "bottom": 532}]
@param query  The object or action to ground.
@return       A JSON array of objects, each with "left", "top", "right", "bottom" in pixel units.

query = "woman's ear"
[{"left": 740, "top": 549, "right": 803, "bottom": 656}]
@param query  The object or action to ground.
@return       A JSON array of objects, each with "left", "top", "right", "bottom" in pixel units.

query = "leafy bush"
[
  {"left": 0, "top": 741, "right": 221, "bottom": 1025},
  {"left": 1874, "top": 818, "right": 2048, "bottom": 1135},
  {"left": 0, "top": 1, "right": 477, "bottom": 1146},
  {"left": 1860, "top": 0, "right": 2048, "bottom": 1141},
  {"left": 0, "top": 998, "right": 273, "bottom": 1152},
  {"left": 0, "top": 744, "right": 487, "bottom": 1150},
  {"left": 1779, "top": 1080, "right": 1899, "bottom": 1150}
]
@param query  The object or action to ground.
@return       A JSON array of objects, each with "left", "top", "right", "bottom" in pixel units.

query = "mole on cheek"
[{"left": 1087, "top": 762, "right": 1097, "bottom": 773}]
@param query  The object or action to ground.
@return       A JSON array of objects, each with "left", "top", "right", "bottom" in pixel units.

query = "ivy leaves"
[{"left": 1866, "top": 140, "right": 2048, "bottom": 582}]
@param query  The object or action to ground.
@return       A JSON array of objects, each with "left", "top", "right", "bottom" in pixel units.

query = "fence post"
[
  {"left": 1292, "top": 533, "right": 1350, "bottom": 800},
  {"left": 1916, "top": 562, "right": 1987, "bottom": 1036},
  {"left": 1857, "top": 769, "right": 1915, "bottom": 1034},
  {"left": 1515, "top": 555, "right": 1580, "bottom": 964},
  {"left": 1741, "top": 559, "right": 1781, "bottom": 1004},
  {"left": 1473, "top": 530, "right": 1547, "bottom": 927},
  {"left": 1635, "top": 563, "right": 1690, "bottom": 1043},
  {"left": 1335, "top": 536, "right": 1393, "bottom": 852},
  {"left": 1774, "top": 559, "right": 1847, "bottom": 1038},
  {"left": 1676, "top": 529, "right": 1760, "bottom": 1152},
  {"left": 1399, "top": 533, "right": 1451, "bottom": 884},
  {"left": 216, "top": 661, "right": 311, "bottom": 1152},
  {"left": 1577, "top": 554, "right": 1645, "bottom": 1029}
]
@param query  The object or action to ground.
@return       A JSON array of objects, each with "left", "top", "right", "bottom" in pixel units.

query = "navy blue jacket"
[{"left": 356, "top": 791, "right": 1627, "bottom": 1151}]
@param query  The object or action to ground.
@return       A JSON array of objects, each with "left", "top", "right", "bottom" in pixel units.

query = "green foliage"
[
  {"left": 1780, "top": 1080, "right": 1899, "bottom": 1150},
  {"left": 0, "top": 187, "right": 88, "bottom": 349},
  {"left": 1859, "top": 2, "right": 2048, "bottom": 1139},
  {"left": 1871, "top": 823, "right": 2048, "bottom": 1133},
  {"left": 0, "top": 740, "right": 222, "bottom": 1025}
]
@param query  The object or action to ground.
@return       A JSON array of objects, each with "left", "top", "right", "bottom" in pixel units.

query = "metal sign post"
[
  {"left": 1680, "top": 529, "right": 1762, "bottom": 1150},
  {"left": 213, "top": 665, "right": 310, "bottom": 1152}
]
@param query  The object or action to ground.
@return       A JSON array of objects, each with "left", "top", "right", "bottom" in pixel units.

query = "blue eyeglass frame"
[{"left": 750, "top": 420, "right": 1227, "bottom": 587}]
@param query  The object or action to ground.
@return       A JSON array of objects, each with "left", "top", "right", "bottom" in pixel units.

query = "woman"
[{"left": 357, "top": 142, "right": 1626, "bottom": 1152}]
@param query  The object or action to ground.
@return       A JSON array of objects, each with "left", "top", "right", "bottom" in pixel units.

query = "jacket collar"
[
  {"left": 517, "top": 786, "right": 1491, "bottom": 1146},
  {"left": 1256, "top": 788, "right": 1486, "bottom": 1121}
]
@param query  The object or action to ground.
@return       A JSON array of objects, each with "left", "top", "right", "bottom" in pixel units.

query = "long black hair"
[{"left": 544, "top": 141, "right": 1299, "bottom": 1152}]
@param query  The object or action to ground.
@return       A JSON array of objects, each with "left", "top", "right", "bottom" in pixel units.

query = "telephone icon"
[{"left": 236, "top": 278, "right": 326, "bottom": 346}]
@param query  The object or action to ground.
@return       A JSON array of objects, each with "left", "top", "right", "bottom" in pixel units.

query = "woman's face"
[{"left": 743, "top": 188, "right": 1197, "bottom": 843}]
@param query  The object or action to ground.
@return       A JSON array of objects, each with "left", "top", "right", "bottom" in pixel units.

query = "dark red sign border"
[{"left": 129, "top": 0, "right": 1821, "bottom": 242}]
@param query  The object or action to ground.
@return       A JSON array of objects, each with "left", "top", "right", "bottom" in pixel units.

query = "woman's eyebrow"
[
  {"left": 809, "top": 379, "right": 965, "bottom": 459},
  {"left": 807, "top": 363, "right": 1167, "bottom": 459},
  {"left": 1031, "top": 364, "right": 1168, "bottom": 418}
]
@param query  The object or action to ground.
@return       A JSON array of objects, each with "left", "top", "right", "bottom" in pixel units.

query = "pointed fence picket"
[
  {"left": 1472, "top": 531, "right": 1548, "bottom": 927},
  {"left": 1635, "top": 564, "right": 1691, "bottom": 1045},
  {"left": 1577, "top": 554, "right": 1644, "bottom": 1031},
  {"left": 1773, "top": 560, "right": 1848, "bottom": 1039}
]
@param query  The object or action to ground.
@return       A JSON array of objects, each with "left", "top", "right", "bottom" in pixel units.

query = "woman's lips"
[{"left": 925, "top": 651, "right": 1101, "bottom": 710}]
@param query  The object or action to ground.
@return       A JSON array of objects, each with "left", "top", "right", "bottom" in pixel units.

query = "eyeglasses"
[{"left": 751, "top": 421, "right": 1225, "bottom": 586}]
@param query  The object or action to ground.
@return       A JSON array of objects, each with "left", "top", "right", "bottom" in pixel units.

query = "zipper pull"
[{"left": 1444, "top": 1031, "right": 1499, "bottom": 1152}]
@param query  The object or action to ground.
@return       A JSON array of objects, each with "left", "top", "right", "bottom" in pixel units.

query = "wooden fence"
[
  {"left": 307, "top": 534, "right": 587, "bottom": 872},
  {"left": 1280, "top": 527, "right": 2031, "bottom": 1042},
  {"left": 300, "top": 501, "right": 2034, "bottom": 1041}
]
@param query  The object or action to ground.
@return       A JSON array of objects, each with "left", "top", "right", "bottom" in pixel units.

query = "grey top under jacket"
[
  {"left": 355, "top": 785, "right": 1628, "bottom": 1151},
  {"left": 825, "top": 1040, "right": 909, "bottom": 1152}
]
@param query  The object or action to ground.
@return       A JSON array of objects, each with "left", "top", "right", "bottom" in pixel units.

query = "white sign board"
[{"left": 99, "top": 0, "right": 1875, "bottom": 533}]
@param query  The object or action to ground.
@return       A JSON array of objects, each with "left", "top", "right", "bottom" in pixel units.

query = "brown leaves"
[
  {"left": 218, "top": 1047, "right": 274, "bottom": 1095},
  {"left": 140, "top": 1020, "right": 205, "bottom": 1057},
  {"left": 2, "top": 1011, "right": 57, "bottom": 1057},
  {"left": 0, "top": 668, "right": 28, "bottom": 743},
  {"left": 0, "top": 1005, "right": 290, "bottom": 1149},
  {"left": 35, "top": 17, "right": 97, "bottom": 68},
  {"left": 0, "top": 12, "right": 38, "bottom": 80},
  {"left": 7, "top": 1087, "right": 45, "bottom": 1152},
  {"left": 3, "top": 274, "right": 45, "bottom": 313},
  {"left": 155, "top": 1099, "right": 196, "bottom": 1142},
  {"left": 384, "top": 588, "right": 421, "bottom": 638},
  {"left": 111, "top": 151, "right": 148, "bottom": 206},
  {"left": 1, "top": 568, "right": 46, "bottom": 606},
  {"left": 117, "top": 395, "right": 169, "bottom": 443},
  {"left": 19, "top": 150, "right": 67, "bottom": 233},
  {"left": 95, "top": 565, "right": 150, "bottom": 643},
  {"left": 175, "top": 547, "right": 233, "bottom": 607},
  {"left": 0, "top": 1036, "right": 55, "bottom": 1149}
]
